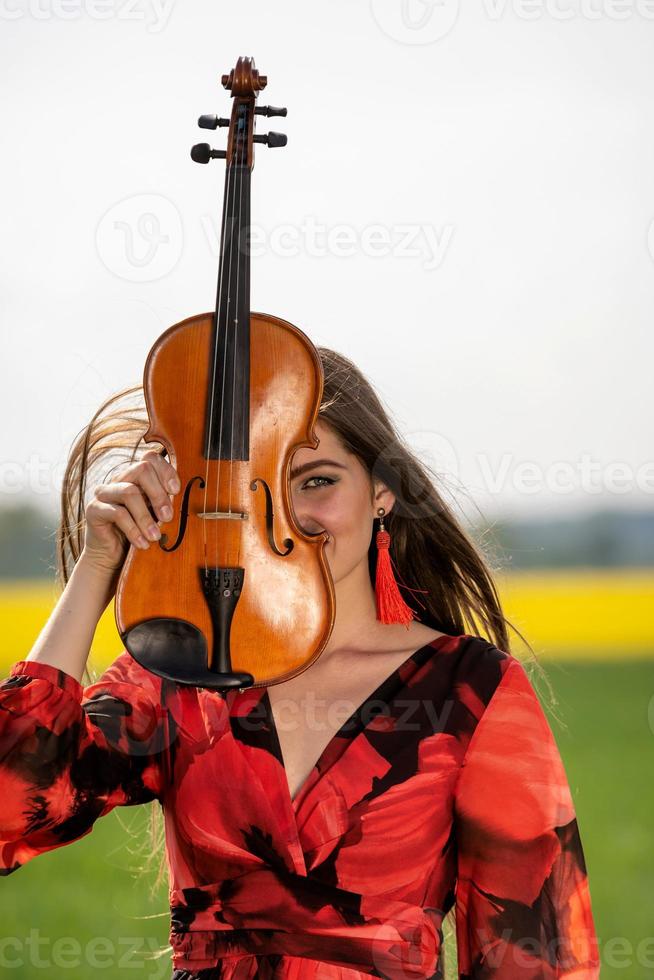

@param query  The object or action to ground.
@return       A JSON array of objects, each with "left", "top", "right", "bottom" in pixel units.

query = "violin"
[{"left": 114, "top": 57, "right": 335, "bottom": 693}]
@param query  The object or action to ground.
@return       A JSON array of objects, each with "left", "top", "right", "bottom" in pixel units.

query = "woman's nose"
[
  {"left": 297, "top": 518, "right": 326, "bottom": 536},
  {"left": 291, "top": 502, "right": 325, "bottom": 537}
]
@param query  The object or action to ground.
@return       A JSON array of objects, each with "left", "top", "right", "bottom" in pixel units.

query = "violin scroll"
[{"left": 221, "top": 56, "right": 267, "bottom": 96}]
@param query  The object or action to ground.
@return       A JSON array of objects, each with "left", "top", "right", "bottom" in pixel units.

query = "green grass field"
[
  {"left": 541, "top": 659, "right": 654, "bottom": 980},
  {"left": 2, "top": 657, "right": 653, "bottom": 979}
]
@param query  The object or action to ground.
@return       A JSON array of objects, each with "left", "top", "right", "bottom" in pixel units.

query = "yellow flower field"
[
  {"left": 495, "top": 567, "right": 654, "bottom": 659},
  {"left": 0, "top": 567, "right": 652, "bottom": 676}
]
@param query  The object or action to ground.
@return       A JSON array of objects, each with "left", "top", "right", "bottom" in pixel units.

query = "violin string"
[
  {"left": 215, "top": 102, "right": 246, "bottom": 570},
  {"left": 203, "top": 113, "right": 237, "bottom": 575},
  {"left": 214, "top": 111, "right": 241, "bottom": 570},
  {"left": 228, "top": 107, "right": 245, "bottom": 557}
]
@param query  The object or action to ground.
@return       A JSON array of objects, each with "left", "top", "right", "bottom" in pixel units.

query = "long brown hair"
[{"left": 55, "top": 346, "right": 556, "bottom": 976}]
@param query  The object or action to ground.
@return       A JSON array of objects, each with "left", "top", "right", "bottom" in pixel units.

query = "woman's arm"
[
  {"left": 0, "top": 646, "right": 171, "bottom": 874},
  {"left": 0, "top": 449, "right": 180, "bottom": 873},
  {"left": 25, "top": 554, "right": 119, "bottom": 684},
  {"left": 0, "top": 551, "right": 172, "bottom": 873},
  {"left": 453, "top": 656, "right": 600, "bottom": 978}
]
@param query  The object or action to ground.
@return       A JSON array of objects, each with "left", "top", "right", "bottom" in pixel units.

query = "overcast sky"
[{"left": 1, "top": 0, "right": 652, "bottom": 526}]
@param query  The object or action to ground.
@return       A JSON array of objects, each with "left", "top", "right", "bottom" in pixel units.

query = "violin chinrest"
[{"left": 123, "top": 617, "right": 255, "bottom": 691}]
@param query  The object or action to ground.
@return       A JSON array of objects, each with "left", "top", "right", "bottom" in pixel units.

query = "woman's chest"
[
  {"left": 265, "top": 648, "right": 428, "bottom": 803},
  {"left": 266, "top": 681, "right": 358, "bottom": 802},
  {"left": 168, "top": 643, "right": 462, "bottom": 887}
]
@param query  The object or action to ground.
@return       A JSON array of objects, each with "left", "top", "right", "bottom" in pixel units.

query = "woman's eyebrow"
[{"left": 290, "top": 459, "right": 348, "bottom": 480}]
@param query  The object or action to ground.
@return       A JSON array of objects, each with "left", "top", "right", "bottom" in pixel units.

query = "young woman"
[{"left": 0, "top": 347, "right": 600, "bottom": 979}]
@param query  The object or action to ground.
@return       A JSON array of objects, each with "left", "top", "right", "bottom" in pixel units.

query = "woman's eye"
[{"left": 301, "top": 476, "right": 336, "bottom": 490}]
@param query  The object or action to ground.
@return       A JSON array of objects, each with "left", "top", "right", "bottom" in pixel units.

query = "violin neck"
[{"left": 205, "top": 162, "right": 252, "bottom": 462}]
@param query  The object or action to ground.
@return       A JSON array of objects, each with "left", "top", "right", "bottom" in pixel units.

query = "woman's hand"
[{"left": 80, "top": 450, "right": 181, "bottom": 577}]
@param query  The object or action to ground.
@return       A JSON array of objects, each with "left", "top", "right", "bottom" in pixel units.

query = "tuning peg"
[
  {"left": 198, "top": 115, "right": 230, "bottom": 130},
  {"left": 191, "top": 143, "right": 227, "bottom": 164},
  {"left": 253, "top": 131, "right": 287, "bottom": 148},
  {"left": 254, "top": 105, "right": 287, "bottom": 117}
]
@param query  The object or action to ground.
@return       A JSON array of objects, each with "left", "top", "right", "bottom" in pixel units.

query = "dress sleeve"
[
  {"left": 0, "top": 651, "right": 171, "bottom": 875},
  {"left": 453, "top": 656, "right": 600, "bottom": 979}
]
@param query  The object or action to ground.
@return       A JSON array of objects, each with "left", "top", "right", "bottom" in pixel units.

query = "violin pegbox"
[{"left": 191, "top": 56, "right": 287, "bottom": 169}]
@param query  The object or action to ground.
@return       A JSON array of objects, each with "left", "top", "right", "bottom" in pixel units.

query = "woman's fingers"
[
  {"left": 93, "top": 481, "right": 163, "bottom": 543},
  {"left": 116, "top": 456, "right": 178, "bottom": 523},
  {"left": 91, "top": 455, "right": 177, "bottom": 541},
  {"left": 87, "top": 498, "right": 150, "bottom": 550},
  {"left": 142, "top": 448, "right": 181, "bottom": 494},
  {"left": 82, "top": 451, "right": 183, "bottom": 571}
]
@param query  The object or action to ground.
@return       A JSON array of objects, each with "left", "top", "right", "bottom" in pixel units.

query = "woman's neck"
[{"left": 321, "top": 556, "right": 412, "bottom": 659}]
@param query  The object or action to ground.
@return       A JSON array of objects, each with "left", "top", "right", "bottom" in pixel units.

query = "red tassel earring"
[{"left": 374, "top": 507, "right": 425, "bottom": 627}]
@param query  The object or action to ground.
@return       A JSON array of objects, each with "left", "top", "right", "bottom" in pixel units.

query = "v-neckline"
[{"left": 263, "top": 633, "right": 455, "bottom": 812}]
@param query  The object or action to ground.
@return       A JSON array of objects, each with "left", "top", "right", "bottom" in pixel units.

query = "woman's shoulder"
[
  {"left": 441, "top": 632, "right": 527, "bottom": 724},
  {"left": 83, "top": 648, "right": 166, "bottom": 705}
]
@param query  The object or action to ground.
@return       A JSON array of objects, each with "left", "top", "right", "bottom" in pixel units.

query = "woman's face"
[{"left": 290, "top": 420, "right": 395, "bottom": 586}]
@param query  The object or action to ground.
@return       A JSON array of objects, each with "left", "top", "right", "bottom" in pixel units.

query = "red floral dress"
[{"left": 0, "top": 633, "right": 600, "bottom": 978}]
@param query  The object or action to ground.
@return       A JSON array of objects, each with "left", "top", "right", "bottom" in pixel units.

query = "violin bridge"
[{"left": 197, "top": 511, "right": 249, "bottom": 520}]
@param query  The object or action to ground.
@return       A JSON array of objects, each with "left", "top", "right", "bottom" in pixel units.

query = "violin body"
[{"left": 115, "top": 309, "right": 334, "bottom": 689}]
